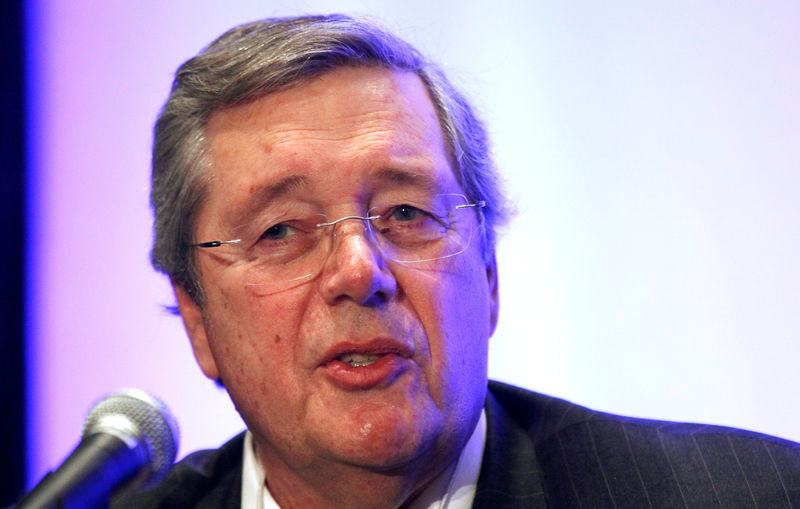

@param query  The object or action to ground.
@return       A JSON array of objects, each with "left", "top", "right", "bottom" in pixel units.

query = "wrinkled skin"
[{"left": 174, "top": 67, "right": 499, "bottom": 508}]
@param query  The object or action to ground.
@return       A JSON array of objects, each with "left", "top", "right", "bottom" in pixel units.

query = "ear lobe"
[
  {"left": 486, "top": 254, "right": 499, "bottom": 336},
  {"left": 172, "top": 282, "right": 220, "bottom": 380}
]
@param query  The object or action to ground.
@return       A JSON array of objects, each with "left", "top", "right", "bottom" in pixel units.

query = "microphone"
[{"left": 16, "top": 389, "right": 180, "bottom": 509}]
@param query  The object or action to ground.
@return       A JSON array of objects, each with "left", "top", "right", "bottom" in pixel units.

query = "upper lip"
[{"left": 318, "top": 337, "right": 414, "bottom": 366}]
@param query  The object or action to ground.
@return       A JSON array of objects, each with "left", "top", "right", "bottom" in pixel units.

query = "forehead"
[{"left": 202, "top": 67, "right": 457, "bottom": 215}]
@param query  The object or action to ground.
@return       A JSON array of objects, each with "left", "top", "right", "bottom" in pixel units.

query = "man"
[{"left": 114, "top": 14, "right": 800, "bottom": 508}]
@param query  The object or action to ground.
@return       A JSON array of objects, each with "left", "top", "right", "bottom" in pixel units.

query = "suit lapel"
[{"left": 472, "top": 388, "right": 549, "bottom": 508}]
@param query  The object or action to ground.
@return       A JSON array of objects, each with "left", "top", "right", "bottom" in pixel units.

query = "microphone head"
[{"left": 82, "top": 389, "right": 180, "bottom": 488}]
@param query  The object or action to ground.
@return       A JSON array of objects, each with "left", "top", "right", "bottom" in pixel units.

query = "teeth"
[{"left": 338, "top": 353, "right": 381, "bottom": 367}]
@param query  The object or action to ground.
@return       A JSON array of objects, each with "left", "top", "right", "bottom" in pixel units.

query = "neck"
[{"left": 254, "top": 439, "right": 462, "bottom": 509}]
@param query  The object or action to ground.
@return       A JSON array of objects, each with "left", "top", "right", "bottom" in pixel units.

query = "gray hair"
[{"left": 152, "top": 14, "right": 510, "bottom": 304}]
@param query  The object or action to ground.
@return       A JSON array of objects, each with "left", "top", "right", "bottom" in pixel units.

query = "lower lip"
[{"left": 323, "top": 354, "right": 409, "bottom": 390}]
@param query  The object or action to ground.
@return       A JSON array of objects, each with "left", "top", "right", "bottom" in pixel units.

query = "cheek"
[
  {"left": 204, "top": 283, "right": 317, "bottom": 431},
  {"left": 204, "top": 280, "right": 312, "bottom": 383},
  {"left": 405, "top": 258, "right": 491, "bottom": 400},
  {"left": 423, "top": 256, "right": 492, "bottom": 340}
]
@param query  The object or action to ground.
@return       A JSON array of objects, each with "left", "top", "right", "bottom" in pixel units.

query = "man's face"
[{"left": 176, "top": 67, "right": 498, "bottom": 478}]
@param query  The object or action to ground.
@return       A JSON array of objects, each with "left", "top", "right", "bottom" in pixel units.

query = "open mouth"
[
  {"left": 337, "top": 353, "right": 382, "bottom": 367},
  {"left": 322, "top": 348, "right": 410, "bottom": 390},
  {"left": 319, "top": 339, "right": 414, "bottom": 390}
]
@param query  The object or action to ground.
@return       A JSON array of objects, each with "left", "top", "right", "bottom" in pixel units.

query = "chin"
[
  {"left": 317, "top": 408, "right": 441, "bottom": 472},
  {"left": 332, "top": 439, "right": 437, "bottom": 474}
]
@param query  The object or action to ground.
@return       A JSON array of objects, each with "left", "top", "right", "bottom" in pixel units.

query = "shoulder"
[
  {"left": 485, "top": 381, "right": 800, "bottom": 507},
  {"left": 486, "top": 380, "right": 596, "bottom": 435},
  {"left": 111, "top": 432, "right": 245, "bottom": 509}
]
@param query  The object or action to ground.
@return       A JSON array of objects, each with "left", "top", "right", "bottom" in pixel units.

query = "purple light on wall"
[
  {"left": 25, "top": 1, "right": 248, "bottom": 486},
  {"left": 26, "top": 0, "right": 800, "bottom": 490}
]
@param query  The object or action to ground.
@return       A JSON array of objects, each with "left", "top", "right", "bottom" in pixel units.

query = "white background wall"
[{"left": 27, "top": 0, "right": 800, "bottom": 486}]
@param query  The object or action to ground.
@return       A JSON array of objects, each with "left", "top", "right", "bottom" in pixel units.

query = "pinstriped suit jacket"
[
  {"left": 112, "top": 381, "right": 800, "bottom": 508},
  {"left": 475, "top": 381, "right": 800, "bottom": 508}
]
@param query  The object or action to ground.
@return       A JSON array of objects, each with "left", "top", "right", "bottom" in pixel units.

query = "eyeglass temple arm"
[
  {"left": 456, "top": 200, "right": 486, "bottom": 209},
  {"left": 191, "top": 239, "right": 242, "bottom": 249}
]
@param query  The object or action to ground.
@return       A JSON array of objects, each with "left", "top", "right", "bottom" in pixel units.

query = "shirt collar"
[{"left": 241, "top": 410, "right": 486, "bottom": 509}]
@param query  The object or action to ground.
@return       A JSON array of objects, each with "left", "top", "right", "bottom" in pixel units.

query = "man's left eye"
[{"left": 388, "top": 205, "right": 427, "bottom": 221}]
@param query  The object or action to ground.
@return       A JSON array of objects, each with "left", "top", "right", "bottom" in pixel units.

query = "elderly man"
[{"left": 114, "top": 14, "right": 800, "bottom": 509}]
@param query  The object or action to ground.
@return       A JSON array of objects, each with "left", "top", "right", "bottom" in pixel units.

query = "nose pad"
[{"left": 318, "top": 217, "right": 397, "bottom": 305}]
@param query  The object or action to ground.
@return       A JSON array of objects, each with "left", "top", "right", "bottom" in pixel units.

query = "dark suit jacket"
[{"left": 112, "top": 381, "right": 800, "bottom": 508}]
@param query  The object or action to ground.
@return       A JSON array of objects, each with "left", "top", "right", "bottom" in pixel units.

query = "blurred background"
[{"left": 3, "top": 0, "right": 799, "bottom": 504}]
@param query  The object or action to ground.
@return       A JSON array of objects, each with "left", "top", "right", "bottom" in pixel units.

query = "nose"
[{"left": 318, "top": 218, "right": 397, "bottom": 306}]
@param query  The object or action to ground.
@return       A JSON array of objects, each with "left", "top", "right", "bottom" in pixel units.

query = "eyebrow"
[
  {"left": 372, "top": 167, "right": 441, "bottom": 192},
  {"left": 224, "top": 167, "right": 444, "bottom": 224},
  {"left": 228, "top": 174, "right": 310, "bottom": 223}
]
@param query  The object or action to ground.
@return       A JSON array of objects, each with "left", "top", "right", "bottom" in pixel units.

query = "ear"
[
  {"left": 485, "top": 254, "right": 499, "bottom": 336},
  {"left": 172, "top": 282, "right": 220, "bottom": 380}
]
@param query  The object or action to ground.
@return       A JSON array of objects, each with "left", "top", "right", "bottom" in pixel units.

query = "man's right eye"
[{"left": 260, "top": 223, "right": 294, "bottom": 241}]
